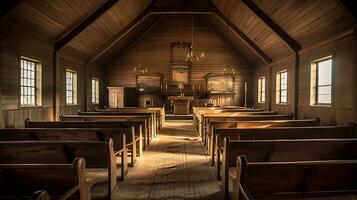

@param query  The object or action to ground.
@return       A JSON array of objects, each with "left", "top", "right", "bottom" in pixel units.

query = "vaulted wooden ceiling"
[{"left": 2, "top": 0, "right": 355, "bottom": 67}]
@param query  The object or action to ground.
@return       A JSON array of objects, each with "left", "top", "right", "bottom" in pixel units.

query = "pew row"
[
  {"left": 0, "top": 139, "right": 118, "bottom": 199},
  {"left": 0, "top": 128, "right": 130, "bottom": 174},
  {"left": 213, "top": 124, "right": 356, "bottom": 167},
  {"left": 200, "top": 113, "right": 294, "bottom": 139},
  {"left": 60, "top": 115, "right": 151, "bottom": 147},
  {"left": 78, "top": 111, "right": 159, "bottom": 139},
  {"left": 207, "top": 118, "right": 321, "bottom": 160},
  {"left": 220, "top": 137, "right": 357, "bottom": 197},
  {"left": 232, "top": 156, "right": 357, "bottom": 200},
  {"left": 25, "top": 120, "right": 144, "bottom": 157}
]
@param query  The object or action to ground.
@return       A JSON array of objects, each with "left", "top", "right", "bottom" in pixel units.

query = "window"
[
  {"left": 66, "top": 70, "right": 77, "bottom": 105},
  {"left": 91, "top": 78, "right": 99, "bottom": 104},
  {"left": 276, "top": 70, "right": 288, "bottom": 104},
  {"left": 310, "top": 55, "right": 333, "bottom": 105},
  {"left": 258, "top": 76, "right": 265, "bottom": 103},
  {"left": 20, "top": 57, "right": 42, "bottom": 107}
]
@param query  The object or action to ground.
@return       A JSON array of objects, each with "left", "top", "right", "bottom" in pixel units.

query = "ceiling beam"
[
  {"left": 103, "top": 15, "right": 165, "bottom": 66},
  {"left": 88, "top": 0, "right": 159, "bottom": 64},
  {"left": 335, "top": 0, "right": 357, "bottom": 19},
  {"left": 200, "top": 15, "right": 253, "bottom": 67},
  {"left": 0, "top": 0, "right": 22, "bottom": 19},
  {"left": 55, "top": 0, "right": 119, "bottom": 52},
  {"left": 240, "top": 0, "right": 300, "bottom": 52},
  {"left": 206, "top": 0, "right": 272, "bottom": 64}
]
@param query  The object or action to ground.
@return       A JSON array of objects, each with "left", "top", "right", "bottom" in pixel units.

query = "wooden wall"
[
  {"left": 253, "top": 31, "right": 357, "bottom": 125},
  {"left": 106, "top": 15, "right": 252, "bottom": 106},
  {"left": 0, "top": 21, "right": 104, "bottom": 128}
]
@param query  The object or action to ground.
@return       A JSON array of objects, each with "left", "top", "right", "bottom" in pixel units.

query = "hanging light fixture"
[
  {"left": 223, "top": 15, "right": 235, "bottom": 76},
  {"left": 133, "top": 16, "right": 149, "bottom": 74},
  {"left": 186, "top": 15, "right": 205, "bottom": 64}
]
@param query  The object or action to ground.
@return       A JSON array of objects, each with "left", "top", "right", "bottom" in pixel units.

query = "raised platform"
[{"left": 165, "top": 114, "right": 193, "bottom": 121}]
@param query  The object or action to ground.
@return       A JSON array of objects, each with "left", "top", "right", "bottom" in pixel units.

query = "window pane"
[
  {"left": 318, "top": 86, "right": 331, "bottom": 95},
  {"left": 318, "top": 59, "right": 332, "bottom": 86},
  {"left": 318, "top": 94, "right": 331, "bottom": 104}
]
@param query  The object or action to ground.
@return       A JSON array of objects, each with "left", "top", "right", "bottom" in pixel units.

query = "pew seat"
[{"left": 230, "top": 156, "right": 357, "bottom": 200}]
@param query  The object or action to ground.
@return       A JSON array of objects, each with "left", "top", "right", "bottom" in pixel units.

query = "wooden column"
[
  {"left": 52, "top": 51, "right": 60, "bottom": 121},
  {"left": 0, "top": 52, "right": 4, "bottom": 128},
  {"left": 353, "top": 25, "right": 357, "bottom": 124},
  {"left": 293, "top": 53, "right": 300, "bottom": 119},
  {"left": 84, "top": 64, "right": 88, "bottom": 111},
  {"left": 268, "top": 65, "right": 273, "bottom": 111}
]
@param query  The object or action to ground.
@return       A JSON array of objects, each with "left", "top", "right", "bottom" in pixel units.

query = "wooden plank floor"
[{"left": 113, "top": 120, "right": 224, "bottom": 200}]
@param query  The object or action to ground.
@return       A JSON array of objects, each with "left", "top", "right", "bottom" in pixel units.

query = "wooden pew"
[
  {"left": 232, "top": 156, "right": 357, "bottom": 200},
  {"left": 206, "top": 118, "right": 321, "bottom": 160},
  {"left": 0, "top": 139, "right": 118, "bottom": 199},
  {"left": 0, "top": 128, "right": 129, "bottom": 175},
  {"left": 213, "top": 124, "right": 356, "bottom": 168},
  {"left": 61, "top": 115, "right": 151, "bottom": 146},
  {"left": 25, "top": 120, "right": 144, "bottom": 157},
  {"left": 221, "top": 137, "right": 357, "bottom": 197},
  {"left": 201, "top": 113, "right": 293, "bottom": 139},
  {"left": 95, "top": 107, "right": 165, "bottom": 129},
  {"left": 0, "top": 158, "right": 85, "bottom": 200},
  {"left": 79, "top": 111, "right": 158, "bottom": 139}
]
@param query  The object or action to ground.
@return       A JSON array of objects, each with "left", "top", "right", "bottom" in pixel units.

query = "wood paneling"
[
  {"left": 106, "top": 15, "right": 252, "bottom": 106},
  {"left": 6, "top": 0, "right": 106, "bottom": 39},
  {"left": 68, "top": 0, "right": 151, "bottom": 56}
]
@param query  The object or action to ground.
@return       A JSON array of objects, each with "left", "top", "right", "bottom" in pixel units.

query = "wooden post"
[
  {"left": 52, "top": 51, "right": 60, "bottom": 121},
  {"left": 294, "top": 53, "right": 300, "bottom": 119},
  {"left": 353, "top": 24, "right": 357, "bottom": 124},
  {"left": 268, "top": 65, "right": 273, "bottom": 111},
  {"left": 0, "top": 52, "right": 3, "bottom": 128}
]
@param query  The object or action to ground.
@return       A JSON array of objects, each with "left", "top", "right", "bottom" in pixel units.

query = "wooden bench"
[
  {"left": 206, "top": 118, "right": 321, "bottom": 160},
  {"left": 78, "top": 111, "right": 158, "bottom": 138},
  {"left": 60, "top": 115, "right": 151, "bottom": 146},
  {"left": 232, "top": 156, "right": 357, "bottom": 200},
  {"left": 0, "top": 128, "right": 129, "bottom": 175},
  {"left": 220, "top": 137, "right": 357, "bottom": 197},
  {"left": 212, "top": 124, "right": 356, "bottom": 167},
  {"left": 200, "top": 113, "right": 294, "bottom": 139},
  {"left": 0, "top": 139, "right": 118, "bottom": 199},
  {"left": 95, "top": 107, "right": 165, "bottom": 129},
  {"left": 25, "top": 119, "right": 144, "bottom": 157}
]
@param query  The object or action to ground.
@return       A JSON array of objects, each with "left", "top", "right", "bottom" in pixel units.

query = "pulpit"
[{"left": 168, "top": 96, "right": 194, "bottom": 115}]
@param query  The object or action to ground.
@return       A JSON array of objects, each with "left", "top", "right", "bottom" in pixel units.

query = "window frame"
[
  {"left": 276, "top": 70, "right": 288, "bottom": 104},
  {"left": 65, "top": 69, "right": 78, "bottom": 105},
  {"left": 91, "top": 77, "right": 100, "bottom": 105},
  {"left": 19, "top": 56, "right": 42, "bottom": 108},
  {"left": 257, "top": 76, "right": 266, "bottom": 103},
  {"left": 310, "top": 55, "right": 334, "bottom": 107}
]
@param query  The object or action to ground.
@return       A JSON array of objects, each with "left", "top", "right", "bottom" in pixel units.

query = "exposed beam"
[
  {"left": 55, "top": 0, "right": 119, "bottom": 51},
  {"left": 335, "top": 0, "right": 357, "bottom": 19},
  {"left": 201, "top": 15, "right": 253, "bottom": 67},
  {"left": 104, "top": 15, "right": 165, "bottom": 66},
  {"left": 0, "top": 0, "right": 22, "bottom": 19},
  {"left": 88, "top": 0, "right": 159, "bottom": 64},
  {"left": 240, "top": 0, "right": 300, "bottom": 52},
  {"left": 206, "top": 1, "right": 272, "bottom": 64}
]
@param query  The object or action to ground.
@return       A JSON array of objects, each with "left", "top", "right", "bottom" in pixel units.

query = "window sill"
[
  {"left": 66, "top": 104, "right": 78, "bottom": 106},
  {"left": 276, "top": 103, "right": 288, "bottom": 106},
  {"left": 310, "top": 104, "right": 332, "bottom": 108},
  {"left": 258, "top": 102, "right": 265, "bottom": 104},
  {"left": 20, "top": 105, "right": 42, "bottom": 108}
]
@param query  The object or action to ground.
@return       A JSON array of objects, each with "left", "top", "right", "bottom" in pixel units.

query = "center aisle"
[{"left": 113, "top": 120, "right": 224, "bottom": 200}]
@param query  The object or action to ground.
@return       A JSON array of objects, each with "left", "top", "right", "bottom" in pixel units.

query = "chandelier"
[
  {"left": 133, "top": 16, "right": 149, "bottom": 74},
  {"left": 186, "top": 15, "right": 205, "bottom": 63}
]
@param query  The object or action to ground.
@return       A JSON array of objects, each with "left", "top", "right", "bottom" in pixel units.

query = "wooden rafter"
[
  {"left": 0, "top": 0, "right": 22, "bottom": 19},
  {"left": 200, "top": 15, "right": 253, "bottom": 67},
  {"left": 240, "top": 0, "right": 301, "bottom": 53},
  {"left": 54, "top": 0, "right": 119, "bottom": 51},
  {"left": 102, "top": 15, "right": 165, "bottom": 66},
  {"left": 88, "top": 0, "right": 159, "bottom": 64},
  {"left": 205, "top": 0, "right": 272, "bottom": 64}
]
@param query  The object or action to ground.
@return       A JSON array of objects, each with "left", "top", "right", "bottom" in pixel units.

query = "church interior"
[{"left": 0, "top": 0, "right": 357, "bottom": 199}]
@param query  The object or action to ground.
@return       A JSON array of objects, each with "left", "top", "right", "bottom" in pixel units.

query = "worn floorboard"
[{"left": 113, "top": 120, "right": 224, "bottom": 200}]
